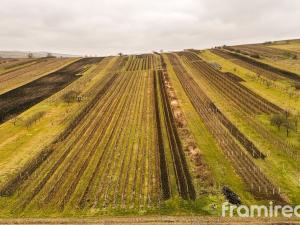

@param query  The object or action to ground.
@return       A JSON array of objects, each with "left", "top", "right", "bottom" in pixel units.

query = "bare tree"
[
  {"left": 46, "top": 52, "right": 55, "bottom": 58},
  {"left": 282, "top": 119, "right": 296, "bottom": 137},
  {"left": 62, "top": 90, "right": 81, "bottom": 104},
  {"left": 27, "top": 53, "right": 33, "bottom": 58},
  {"left": 24, "top": 111, "right": 46, "bottom": 129},
  {"left": 270, "top": 114, "right": 285, "bottom": 130},
  {"left": 8, "top": 115, "right": 22, "bottom": 126},
  {"left": 251, "top": 54, "right": 260, "bottom": 59},
  {"left": 265, "top": 80, "right": 273, "bottom": 89},
  {"left": 271, "top": 112, "right": 298, "bottom": 137}
]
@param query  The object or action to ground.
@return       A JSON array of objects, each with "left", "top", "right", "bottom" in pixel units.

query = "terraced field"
[{"left": 0, "top": 41, "right": 299, "bottom": 218}]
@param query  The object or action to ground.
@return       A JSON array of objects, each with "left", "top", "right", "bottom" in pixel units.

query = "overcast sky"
[{"left": 0, "top": 0, "right": 300, "bottom": 56}]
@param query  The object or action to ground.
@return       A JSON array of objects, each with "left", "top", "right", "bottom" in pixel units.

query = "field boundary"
[{"left": 0, "top": 217, "right": 300, "bottom": 225}]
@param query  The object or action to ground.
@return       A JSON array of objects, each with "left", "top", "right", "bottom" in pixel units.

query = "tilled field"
[
  {"left": 0, "top": 57, "right": 102, "bottom": 123},
  {"left": 0, "top": 58, "right": 77, "bottom": 94},
  {"left": 124, "top": 54, "right": 158, "bottom": 71}
]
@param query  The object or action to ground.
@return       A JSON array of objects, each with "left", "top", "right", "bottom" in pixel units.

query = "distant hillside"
[{"left": 0, "top": 51, "right": 79, "bottom": 58}]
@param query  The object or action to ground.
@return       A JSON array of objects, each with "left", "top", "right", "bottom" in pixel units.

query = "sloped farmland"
[
  {"left": 166, "top": 53, "right": 285, "bottom": 203},
  {"left": 0, "top": 57, "right": 102, "bottom": 124},
  {"left": 0, "top": 55, "right": 195, "bottom": 214},
  {"left": 211, "top": 48, "right": 300, "bottom": 82},
  {"left": 0, "top": 57, "right": 77, "bottom": 94}
]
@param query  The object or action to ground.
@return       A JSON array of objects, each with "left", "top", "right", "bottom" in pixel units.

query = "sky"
[{"left": 0, "top": 0, "right": 300, "bottom": 56}]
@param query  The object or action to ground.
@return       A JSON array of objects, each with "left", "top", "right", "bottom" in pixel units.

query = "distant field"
[
  {"left": 0, "top": 57, "right": 102, "bottom": 124},
  {"left": 0, "top": 57, "right": 79, "bottom": 94},
  {"left": 222, "top": 41, "right": 300, "bottom": 76},
  {"left": 0, "top": 40, "right": 299, "bottom": 218},
  {"left": 269, "top": 39, "right": 300, "bottom": 53}
]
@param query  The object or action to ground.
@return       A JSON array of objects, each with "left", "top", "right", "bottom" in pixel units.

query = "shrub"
[
  {"left": 62, "top": 90, "right": 81, "bottom": 104},
  {"left": 24, "top": 111, "right": 46, "bottom": 129},
  {"left": 210, "top": 62, "right": 222, "bottom": 70},
  {"left": 270, "top": 114, "right": 285, "bottom": 130},
  {"left": 270, "top": 114, "right": 297, "bottom": 136},
  {"left": 27, "top": 53, "right": 33, "bottom": 58},
  {"left": 251, "top": 54, "right": 260, "bottom": 59},
  {"left": 282, "top": 119, "right": 296, "bottom": 137},
  {"left": 46, "top": 53, "right": 56, "bottom": 58},
  {"left": 293, "top": 82, "right": 300, "bottom": 90}
]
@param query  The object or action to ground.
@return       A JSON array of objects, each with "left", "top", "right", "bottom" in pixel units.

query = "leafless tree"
[
  {"left": 27, "top": 53, "right": 33, "bottom": 58},
  {"left": 24, "top": 111, "right": 46, "bottom": 129},
  {"left": 270, "top": 114, "right": 285, "bottom": 130},
  {"left": 282, "top": 119, "right": 296, "bottom": 137},
  {"left": 62, "top": 90, "right": 81, "bottom": 104},
  {"left": 8, "top": 115, "right": 22, "bottom": 126}
]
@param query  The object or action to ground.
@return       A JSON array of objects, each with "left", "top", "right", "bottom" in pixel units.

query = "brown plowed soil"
[{"left": 0, "top": 57, "right": 102, "bottom": 123}]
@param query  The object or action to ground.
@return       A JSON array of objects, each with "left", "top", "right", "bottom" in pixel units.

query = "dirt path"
[{"left": 0, "top": 216, "right": 299, "bottom": 225}]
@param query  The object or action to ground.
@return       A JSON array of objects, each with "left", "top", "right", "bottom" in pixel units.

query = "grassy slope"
[
  {"left": 261, "top": 42, "right": 300, "bottom": 75},
  {"left": 0, "top": 57, "right": 117, "bottom": 189},
  {"left": 0, "top": 59, "right": 36, "bottom": 75},
  {"left": 270, "top": 41, "right": 300, "bottom": 53},
  {"left": 198, "top": 50, "right": 300, "bottom": 204},
  {"left": 201, "top": 50, "right": 300, "bottom": 113},
  {"left": 163, "top": 55, "right": 258, "bottom": 209},
  {"left": 258, "top": 55, "right": 300, "bottom": 77},
  {"left": 238, "top": 42, "right": 300, "bottom": 77}
]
